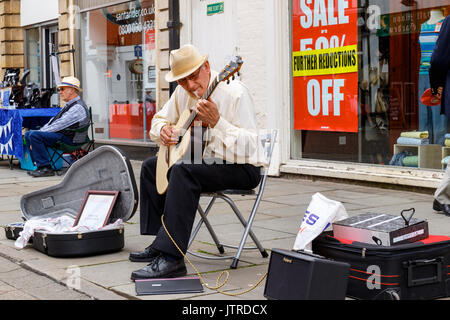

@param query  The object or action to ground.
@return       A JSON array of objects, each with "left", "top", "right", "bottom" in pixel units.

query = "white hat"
[
  {"left": 57, "top": 76, "right": 82, "bottom": 92},
  {"left": 165, "top": 44, "right": 208, "bottom": 82}
]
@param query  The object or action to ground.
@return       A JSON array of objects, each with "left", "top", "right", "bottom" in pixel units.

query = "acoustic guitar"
[{"left": 156, "top": 56, "right": 244, "bottom": 194}]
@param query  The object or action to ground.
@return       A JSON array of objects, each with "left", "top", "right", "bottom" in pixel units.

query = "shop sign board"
[
  {"left": 134, "top": 45, "right": 142, "bottom": 58},
  {"left": 292, "top": 0, "right": 358, "bottom": 132},
  {"left": 145, "top": 29, "right": 156, "bottom": 50},
  {"left": 207, "top": 2, "right": 224, "bottom": 16}
]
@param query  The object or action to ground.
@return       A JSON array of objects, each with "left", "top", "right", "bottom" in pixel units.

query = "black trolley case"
[
  {"left": 6, "top": 145, "right": 138, "bottom": 257},
  {"left": 312, "top": 231, "right": 450, "bottom": 300}
]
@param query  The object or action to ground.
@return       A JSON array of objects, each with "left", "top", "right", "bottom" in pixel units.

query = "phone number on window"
[{"left": 119, "top": 20, "right": 154, "bottom": 36}]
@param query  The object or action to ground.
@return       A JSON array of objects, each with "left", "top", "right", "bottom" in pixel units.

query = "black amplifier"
[{"left": 264, "top": 248, "right": 349, "bottom": 300}]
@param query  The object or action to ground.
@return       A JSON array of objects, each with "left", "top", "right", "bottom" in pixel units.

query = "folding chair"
[
  {"left": 187, "top": 129, "right": 277, "bottom": 269},
  {"left": 46, "top": 106, "right": 95, "bottom": 173}
]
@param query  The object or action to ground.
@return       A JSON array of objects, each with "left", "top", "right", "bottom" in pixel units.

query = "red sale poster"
[
  {"left": 292, "top": 0, "right": 358, "bottom": 132},
  {"left": 145, "top": 29, "right": 155, "bottom": 50}
]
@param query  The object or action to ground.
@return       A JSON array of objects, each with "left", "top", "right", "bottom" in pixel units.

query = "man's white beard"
[{"left": 193, "top": 91, "right": 201, "bottom": 99}]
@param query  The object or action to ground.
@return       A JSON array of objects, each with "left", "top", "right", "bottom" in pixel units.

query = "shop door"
[
  {"left": 191, "top": 0, "right": 238, "bottom": 72},
  {"left": 42, "top": 26, "right": 59, "bottom": 88}
]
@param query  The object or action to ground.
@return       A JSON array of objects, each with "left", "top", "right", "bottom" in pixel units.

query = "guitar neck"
[
  {"left": 203, "top": 76, "right": 219, "bottom": 100},
  {"left": 183, "top": 76, "right": 220, "bottom": 130}
]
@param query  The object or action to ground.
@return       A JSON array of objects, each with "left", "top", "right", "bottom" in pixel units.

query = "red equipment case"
[{"left": 312, "top": 231, "right": 450, "bottom": 300}]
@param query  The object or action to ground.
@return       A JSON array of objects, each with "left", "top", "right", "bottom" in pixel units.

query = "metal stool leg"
[
  {"left": 188, "top": 197, "right": 215, "bottom": 247},
  {"left": 219, "top": 195, "right": 268, "bottom": 269},
  {"left": 197, "top": 199, "right": 225, "bottom": 254},
  {"left": 219, "top": 195, "right": 267, "bottom": 255},
  {"left": 188, "top": 197, "right": 224, "bottom": 254}
]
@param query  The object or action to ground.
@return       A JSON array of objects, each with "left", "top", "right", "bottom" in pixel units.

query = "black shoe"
[
  {"left": 28, "top": 167, "right": 55, "bottom": 177},
  {"left": 433, "top": 199, "right": 450, "bottom": 216},
  {"left": 129, "top": 246, "right": 160, "bottom": 262},
  {"left": 130, "top": 254, "right": 187, "bottom": 280},
  {"left": 433, "top": 199, "right": 442, "bottom": 211}
]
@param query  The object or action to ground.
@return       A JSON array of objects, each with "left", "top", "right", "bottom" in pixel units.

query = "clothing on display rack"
[{"left": 418, "top": 9, "right": 448, "bottom": 145}]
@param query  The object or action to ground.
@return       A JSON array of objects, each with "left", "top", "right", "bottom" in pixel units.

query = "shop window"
[
  {"left": 291, "top": 0, "right": 450, "bottom": 171},
  {"left": 25, "top": 28, "right": 41, "bottom": 87},
  {"left": 80, "top": 0, "right": 156, "bottom": 141},
  {"left": 23, "top": 25, "right": 59, "bottom": 108}
]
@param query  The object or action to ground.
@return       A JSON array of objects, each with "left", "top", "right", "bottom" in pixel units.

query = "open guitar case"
[{"left": 4, "top": 145, "right": 139, "bottom": 257}]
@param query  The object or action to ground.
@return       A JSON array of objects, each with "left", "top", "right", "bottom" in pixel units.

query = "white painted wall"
[
  {"left": 21, "top": 0, "right": 59, "bottom": 26},
  {"left": 181, "top": 0, "right": 270, "bottom": 128},
  {"left": 234, "top": 0, "right": 268, "bottom": 130},
  {"left": 180, "top": 0, "right": 290, "bottom": 175}
]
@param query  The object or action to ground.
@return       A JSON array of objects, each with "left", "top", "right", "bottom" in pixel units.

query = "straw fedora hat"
[
  {"left": 57, "top": 76, "right": 82, "bottom": 92},
  {"left": 165, "top": 44, "right": 208, "bottom": 82}
]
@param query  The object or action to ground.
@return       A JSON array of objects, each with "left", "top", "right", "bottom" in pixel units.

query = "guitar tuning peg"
[
  {"left": 232, "top": 76, "right": 235, "bottom": 80},
  {"left": 227, "top": 80, "right": 230, "bottom": 84},
  {"left": 237, "top": 72, "right": 240, "bottom": 77}
]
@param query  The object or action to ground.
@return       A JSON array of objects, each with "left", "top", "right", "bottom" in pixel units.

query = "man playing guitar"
[{"left": 130, "top": 44, "right": 268, "bottom": 280}]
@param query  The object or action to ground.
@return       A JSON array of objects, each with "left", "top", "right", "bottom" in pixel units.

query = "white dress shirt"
[{"left": 150, "top": 70, "right": 268, "bottom": 167}]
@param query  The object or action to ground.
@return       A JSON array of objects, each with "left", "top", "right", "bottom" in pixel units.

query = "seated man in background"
[{"left": 24, "top": 76, "right": 89, "bottom": 177}]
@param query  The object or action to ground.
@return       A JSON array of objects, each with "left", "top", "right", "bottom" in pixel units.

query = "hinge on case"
[
  {"left": 77, "top": 233, "right": 83, "bottom": 239},
  {"left": 42, "top": 233, "right": 47, "bottom": 248},
  {"left": 362, "top": 248, "right": 366, "bottom": 258},
  {"left": 119, "top": 227, "right": 123, "bottom": 234}
]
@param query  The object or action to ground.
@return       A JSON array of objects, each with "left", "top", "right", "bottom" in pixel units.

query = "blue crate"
[{"left": 20, "top": 145, "right": 63, "bottom": 171}]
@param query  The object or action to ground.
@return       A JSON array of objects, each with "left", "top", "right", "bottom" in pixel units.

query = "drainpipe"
[{"left": 167, "top": 0, "right": 181, "bottom": 96}]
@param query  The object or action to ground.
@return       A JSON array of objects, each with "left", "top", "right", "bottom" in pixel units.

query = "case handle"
[
  {"left": 401, "top": 208, "right": 415, "bottom": 226},
  {"left": 403, "top": 257, "right": 443, "bottom": 287}
]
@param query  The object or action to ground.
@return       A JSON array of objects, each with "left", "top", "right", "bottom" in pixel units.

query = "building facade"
[
  {"left": 177, "top": 0, "right": 450, "bottom": 188},
  {"left": 6, "top": 0, "right": 171, "bottom": 144},
  {"left": 1, "top": 0, "right": 449, "bottom": 189}
]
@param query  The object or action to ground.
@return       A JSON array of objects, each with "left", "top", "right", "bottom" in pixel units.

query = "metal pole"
[{"left": 167, "top": 0, "right": 181, "bottom": 96}]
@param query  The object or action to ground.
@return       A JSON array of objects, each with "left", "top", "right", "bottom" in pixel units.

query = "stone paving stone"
[
  {"left": 25, "top": 283, "right": 91, "bottom": 300},
  {"left": 0, "top": 257, "right": 21, "bottom": 273},
  {"left": 0, "top": 196, "right": 22, "bottom": 213},
  {"left": 1, "top": 271, "right": 55, "bottom": 290},
  {"left": 192, "top": 223, "right": 288, "bottom": 246},
  {"left": 264, "top": 193, "right": 316, "bottom": 206},
  {"left": 0, "top": 212, "right": 23, "bottom": 230},
  {"left": 0, "top": 281, "right": 16, "bottom": 295},
  {"left": 0, "top": 289, "right": 38, "bottom": 300},
  {"left": 78, "top": 260, "right": 144, "bottom": 289},
  {"left": 341, "top": 194, "right": 425, "bottom": 207},
  {"left": 261, "top": 237, "right": 296, "bottom": 251},
  {"left": 253, "top": 216, "right": 303, "bottom": 235},
  {"left": 75, "top": 278, "right": 125, "bottom": 300},
  {"left": 17, "top": 247, "right": 131, "bottom": 271},
  {"left": 197, "top": 200, "right": 287, "bottom": 220},
  {"left": 0, "top": 267, "right": 31, "bottom": 280}
]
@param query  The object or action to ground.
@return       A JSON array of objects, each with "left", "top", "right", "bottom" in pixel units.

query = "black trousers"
[{"left": 139, "top": 156, "right": 261, "bottom": 259}]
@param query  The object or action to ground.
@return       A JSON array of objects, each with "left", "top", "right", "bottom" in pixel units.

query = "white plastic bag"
[{"left": 293, "top": 192, "right": 348, "bottom": 252}]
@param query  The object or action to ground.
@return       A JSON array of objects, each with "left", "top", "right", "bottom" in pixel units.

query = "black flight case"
[{"left": 312, "top": 231, "right": 450, "bottom": 300}]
